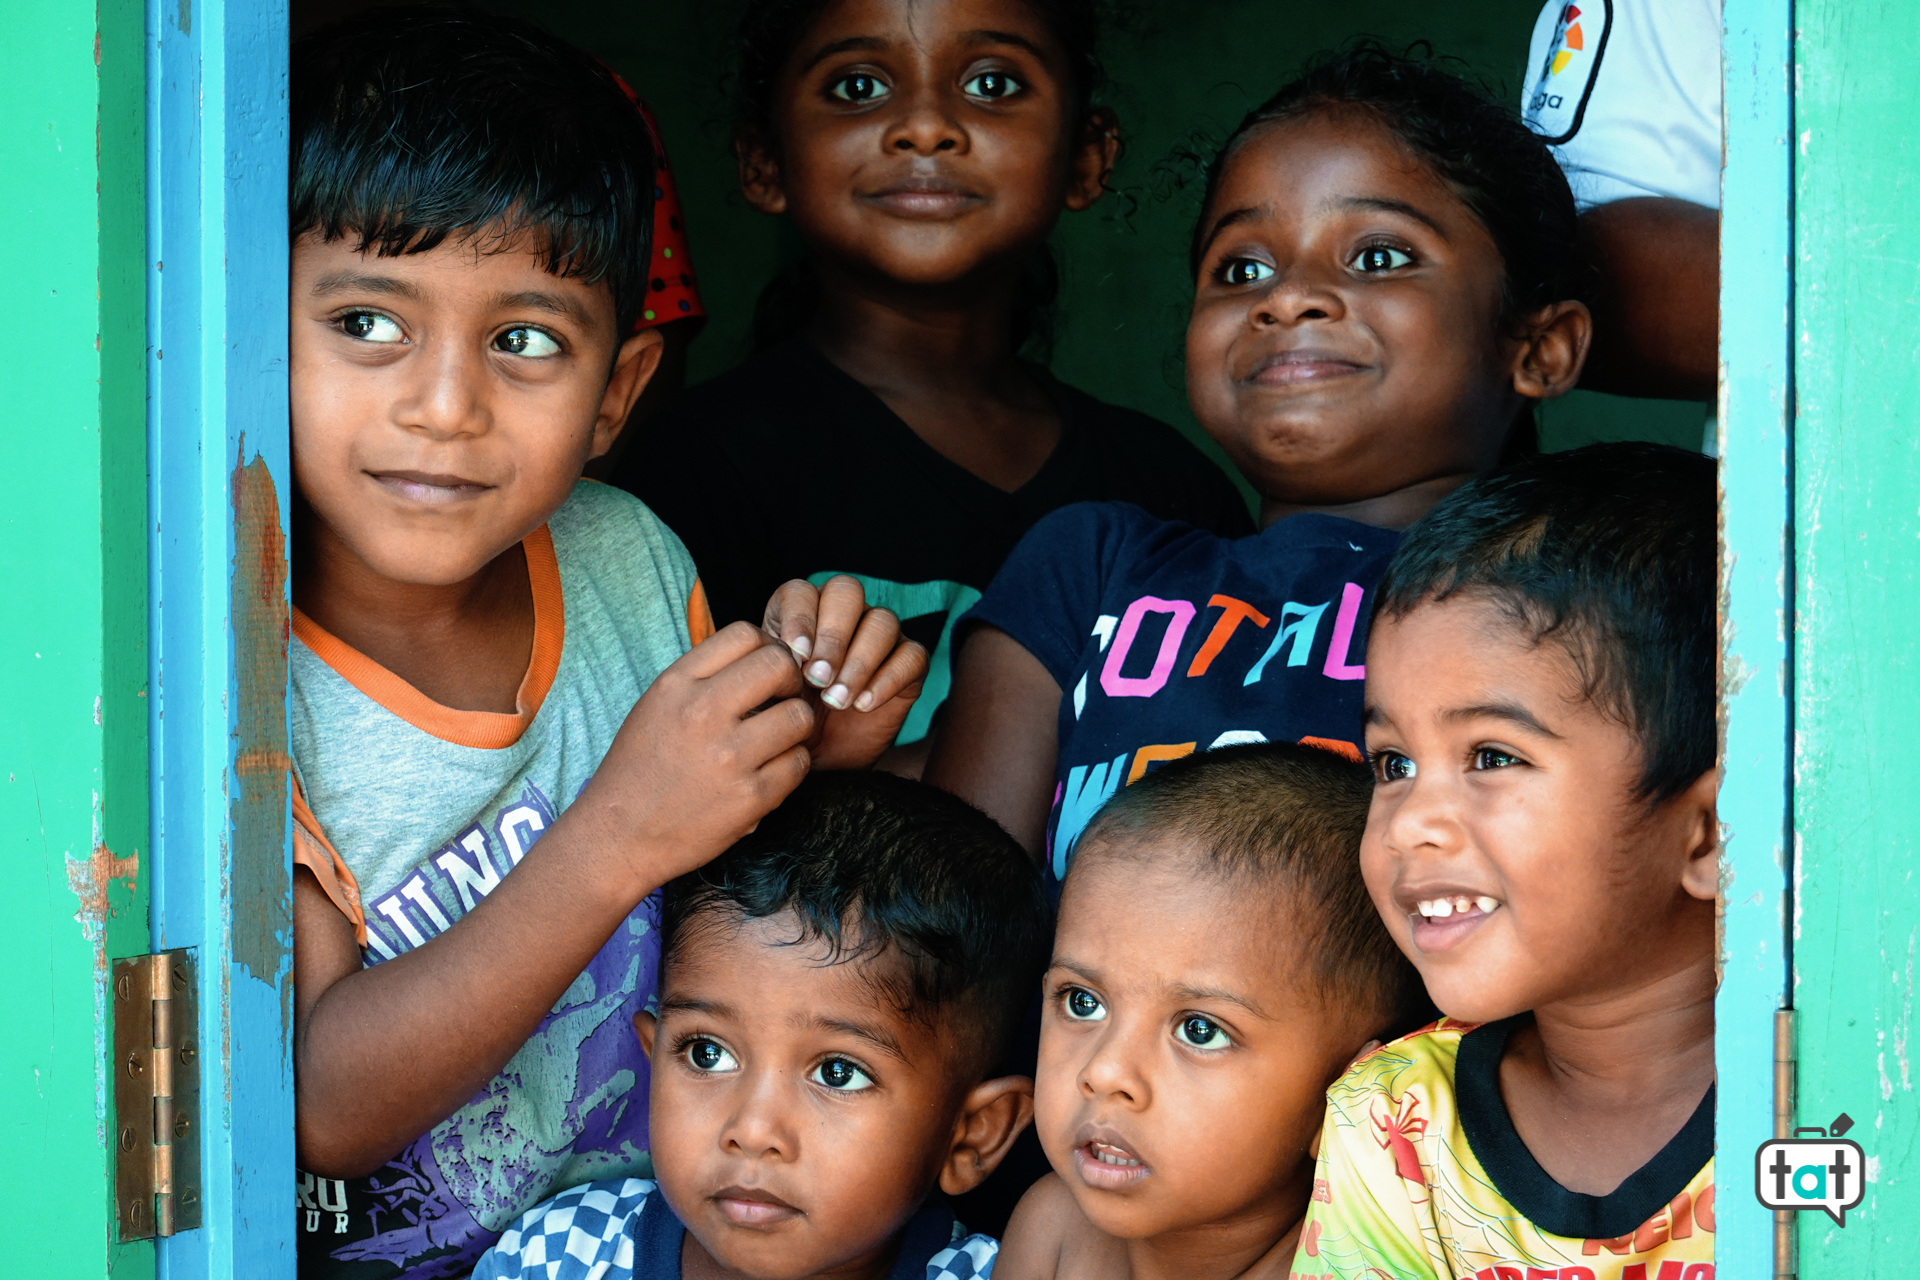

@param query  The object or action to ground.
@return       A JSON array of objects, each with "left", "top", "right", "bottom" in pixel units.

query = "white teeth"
[
  {"left": 1416, "top": 895, "right": 1501, "bottom": 920},
  {"left": 1089, "top": 1143, "right": 1141, "bottom": 1167}
]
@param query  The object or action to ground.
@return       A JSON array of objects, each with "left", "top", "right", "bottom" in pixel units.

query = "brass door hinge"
[{"left": 112, "top": 950, "right": 202, "bottom": 1240}]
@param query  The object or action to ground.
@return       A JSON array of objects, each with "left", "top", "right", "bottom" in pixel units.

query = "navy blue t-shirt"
[{"left": 962, "top": 502, "right": 1400, "bottom": 891}]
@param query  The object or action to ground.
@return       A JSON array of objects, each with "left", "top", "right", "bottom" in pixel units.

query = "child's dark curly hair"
[
  {"left": 734, "top": 0, "right": 1108, "bottom": 148},
  {"left": 1193, "top": 40, "right": 1579, "bottom": 336}
]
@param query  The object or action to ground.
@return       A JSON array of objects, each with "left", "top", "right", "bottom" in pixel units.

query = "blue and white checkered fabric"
[
  {"left": 473, "top": 1177, "right": 999, "bottom": 1280},
  {"left": 925, "top": 1230, "right": 998, "bottom": 1279},
  {"left": 474, "top": 1178, "right": 655, "bottom": 1280}
]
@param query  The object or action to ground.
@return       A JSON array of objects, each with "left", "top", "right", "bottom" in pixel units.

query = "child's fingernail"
[
  {"left": 806, "top": 660, "right": 833, "bottom": 687},
  {"left": 790, "top": 635, "right": 812, "bottom": 660},
  {"left": 823, "top": 684, "right": 851, "bottom": 710},
  {"left": 854, "top": 690, "right": 876, "bottom": 712}
]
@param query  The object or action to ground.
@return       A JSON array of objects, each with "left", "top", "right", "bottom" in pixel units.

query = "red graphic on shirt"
[{"left": 1369, "top": 1091, "right": 1430, "bottom": 1203}]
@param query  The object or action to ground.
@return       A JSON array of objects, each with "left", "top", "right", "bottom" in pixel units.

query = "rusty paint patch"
[
  {"left": 66, "top": 840, "right": 140, "bottom": 941},
  {"left": 229, "top": 449, "right": 292, "bottom": 1017}
]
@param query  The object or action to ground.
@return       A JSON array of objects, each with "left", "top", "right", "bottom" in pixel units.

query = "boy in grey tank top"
[{"left": 287, "top": 13, "right": 926, "bottom": 1277}]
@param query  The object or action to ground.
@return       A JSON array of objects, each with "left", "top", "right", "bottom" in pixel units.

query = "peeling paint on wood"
[{"left": 228, "top": 449, "right": 291, "bottom": 1004}]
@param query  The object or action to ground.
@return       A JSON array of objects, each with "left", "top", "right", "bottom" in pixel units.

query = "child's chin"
[{"left": 694, "top": 1229, "right": 825, "bottom": 1280}]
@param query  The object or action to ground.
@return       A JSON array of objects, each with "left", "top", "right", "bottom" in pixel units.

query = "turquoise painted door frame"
[
  {"left": 1789, "top": 2, "right": 1920, "bottom": 1271},
  {"left": 1717, "top": 0, "right": 1795, "bottom": 1275},
  {"left": 146, "top": 0, "right": 295, "bottom": 1274}
]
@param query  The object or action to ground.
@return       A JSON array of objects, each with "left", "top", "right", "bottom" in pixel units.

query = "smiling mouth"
[
  {"left": 367, "top": 470, "right": 490, "bottom": 505},
  {"left": 710, "top": 1186, "right": 802, "bottom": 1229},
  {"left": 1072, "top": 1138, "right": 1150, "bottom": 1191},
  {"left": 861, "top": 176, "right": 985, "bottom": 218},
  {"left": 1245, "top": 350, "right": 1367, "bottom": 388},
  {"left": 1407, "top": 893, "right": 1504, "bottom": 950}
]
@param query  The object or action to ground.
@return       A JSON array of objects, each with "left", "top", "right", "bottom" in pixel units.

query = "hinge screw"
[
  {"left": 126, "top": 1051, "right": 144, "bottom": 1078},
  {"left": 173, "top": 1111, "right": 191, "bottom": 1138},
  {"left": 115, "top": 973, "right": 132, "bottom": 1001},
  {"left": 179, "top": 1040, "right": 197, "bottom": 1063},
  {"left": 119, "top": 1126, "right": 137, "bottom": 1152}
]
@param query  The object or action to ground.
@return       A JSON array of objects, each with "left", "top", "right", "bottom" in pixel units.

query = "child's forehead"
[
  {"left": 1207, "top": 109, "right": 1471, "bottom": 235},
  {"left": 662, "top": 908, "right": 944, "bottom": 1040},
  {"left": 1055, "top": 847, "right": 1308, "bottom": 1001},
  {"left": 291, "top": 226, "right": 617, "bottom": 323}
]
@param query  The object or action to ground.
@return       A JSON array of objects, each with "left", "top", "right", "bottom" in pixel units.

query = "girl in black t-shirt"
[{"left": 619, "top": 0, "right": 1249, "bottom": 767}]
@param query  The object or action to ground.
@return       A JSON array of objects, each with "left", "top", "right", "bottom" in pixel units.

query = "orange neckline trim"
[{"left": 292, "top": 525, "right": 565, "bottom": 750}]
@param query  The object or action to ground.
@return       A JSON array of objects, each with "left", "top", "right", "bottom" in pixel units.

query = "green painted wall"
[
  {"left": 0, "top": 1, "right": 152, "bottom": 1275},
  {"left": 1793, "top": 1, "right": 1920, "bottom": 1266},
  {"left": 465, "top": 0, "right": 1708, "bottom": 474}
]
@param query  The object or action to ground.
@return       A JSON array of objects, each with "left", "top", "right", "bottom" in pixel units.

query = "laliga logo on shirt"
[{"left": 1755, "top": 1113, "right": 1865, "bottom": 1226}]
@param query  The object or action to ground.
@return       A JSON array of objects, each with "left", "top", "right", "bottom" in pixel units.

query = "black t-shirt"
[
  {"left": 962, "top": 502, "right": 1400, "bottom": 891},
  {"left": 617, "top": 339, "right": 1252, "bottom": 741}
]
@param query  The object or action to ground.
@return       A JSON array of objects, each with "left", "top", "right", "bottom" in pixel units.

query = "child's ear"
[
  {"left": 591, "top": 328, "right": 666, "bottom": 461},
  {"left": 1675, "top": 768, "right": 1721, "bottom": 902},
  {"left": 735, "top": 129, "right": 787, "bottom": 216},
  {"left": 1063, "top": 108, "right": 1121, "bottom": 213},
  {"left": 937, "top": 1075, "right": 1036, "bottom": 1197},
  {"left": 632, "top": 1010, "right": 659, "bottom": 1062},
  {"left": 1510, "top": 299, "right": 1594, "bottom": 402}
]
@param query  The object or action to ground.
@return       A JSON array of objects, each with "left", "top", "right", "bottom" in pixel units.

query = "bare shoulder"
[
  {"left": 994, "top": 1174, "right": 1128, "bottom": 1280},
  {"left": 991, "top": 1174, "right": 1076, "bottom": 1280}
]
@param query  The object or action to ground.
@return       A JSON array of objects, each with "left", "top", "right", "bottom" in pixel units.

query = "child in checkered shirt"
[{"left": 474, "top": 771, "right": 1051, "bottom": 1280}]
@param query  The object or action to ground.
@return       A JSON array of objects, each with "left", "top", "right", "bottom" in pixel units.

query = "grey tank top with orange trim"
[{"left": 290, "top": 481, "right": 704, "bottom": 1280}]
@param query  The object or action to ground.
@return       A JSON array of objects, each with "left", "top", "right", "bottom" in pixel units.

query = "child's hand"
[
  {"left": 575, "top": 621, "right": 816, "bottom": 889},
  {"left": 764, "top": 576, "right": 929, "bottom": 769}
]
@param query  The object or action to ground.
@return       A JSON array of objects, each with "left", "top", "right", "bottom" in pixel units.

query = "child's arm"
[
  {"left": 922, "top": 626, "right": 1060, "bottom": 858},
  {"left": 294, "top": 623, "right": 814, "bottom": 1177}
]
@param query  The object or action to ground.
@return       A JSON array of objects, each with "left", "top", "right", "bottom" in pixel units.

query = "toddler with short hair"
[
  {"left": 476, "top": 770, "right": 1054, "bottom": 1280},
  {"left": 996, "top": 742, "right": 1428, "bottom": 1280}
]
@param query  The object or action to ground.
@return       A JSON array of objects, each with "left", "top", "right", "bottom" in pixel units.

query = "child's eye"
[
  {"left": 1373, "top": 750, "right": 1416, "bottom": 783},
  {"left": 962, "top": 70, "right": 1022, "bottom": 101},
  {"left": 1220, "top": 258, "right": 1275, "bottom": 286},
  {"left": 495, "top": 327, "right": 561, "bottom": 358},
  {"left": 1349, "top": 244, "right": 1415, "bottom": 273},
  {"left": 1474, "top": 747, "right": 1522, "bottom": 771},
  {"left": 828, "top": 73, "right": 889, "bottom": 103},
  {"left": 809, "top": 1058, "right": 875, "bottom": 1092},
  {"left": 1174, "top": 1015, "right": 1232, "bottom": 1050},
  {"left": 684, "top": 1038, "right": 738, "bottom": 1073},
  {"left": 1062, "top": 987, "right": 1105, "bottom": 1022},
  {"left": 340, "top": 311, "right": 405, "bottom": 344}
]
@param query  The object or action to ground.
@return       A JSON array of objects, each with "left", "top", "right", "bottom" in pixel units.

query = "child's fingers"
[
  {"left": 801, "top": 575, "right": 869, "bottom": 689},
  {"left": 851, "top": 640, "right": 929, "bottom": 714},
  {"left": 733, "top": 695, "right": 817, "bottom": 767},
  {"left": 677, "top": 619, "right": 786, "bottom": 680},
  {"left": 762, "top": 580, "right": 821, "bottom": 662},
  {"left": 700, "top": 629, "right": 807, "bottom": 711},
  {"left": 819, "top": 607, "right": 903, "bottom": 711}
]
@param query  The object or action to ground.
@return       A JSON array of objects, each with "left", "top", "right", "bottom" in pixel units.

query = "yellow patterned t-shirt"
[{"left": 1292, "top": 1018, "right": 1715, "bottom": 1280}]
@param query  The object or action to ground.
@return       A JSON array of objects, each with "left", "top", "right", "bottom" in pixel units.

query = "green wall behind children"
[{"left": 483, "top": 0, "right": 1712, "bottom": 474}]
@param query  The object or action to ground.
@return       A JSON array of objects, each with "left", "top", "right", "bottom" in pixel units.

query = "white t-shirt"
[{"left": 1521, "top": 0, "right": 1722, "bottom": 210}]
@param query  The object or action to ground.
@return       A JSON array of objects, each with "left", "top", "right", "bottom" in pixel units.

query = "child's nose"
[
  {"left": 1252, "top": 267, "right": 1347, "bottom": 327},
  {"left": 1078, "top": 1028, "right": 1150, "bottom": 1106},
  {"left": 396, "top": 339, "right": 490, "bottom": 439},
  {"left": 884, "top": 90, "right": 966, "bottom": 155},
  {"left": 719, "top": 1073, "right": 798, "bottom": 1161}
]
